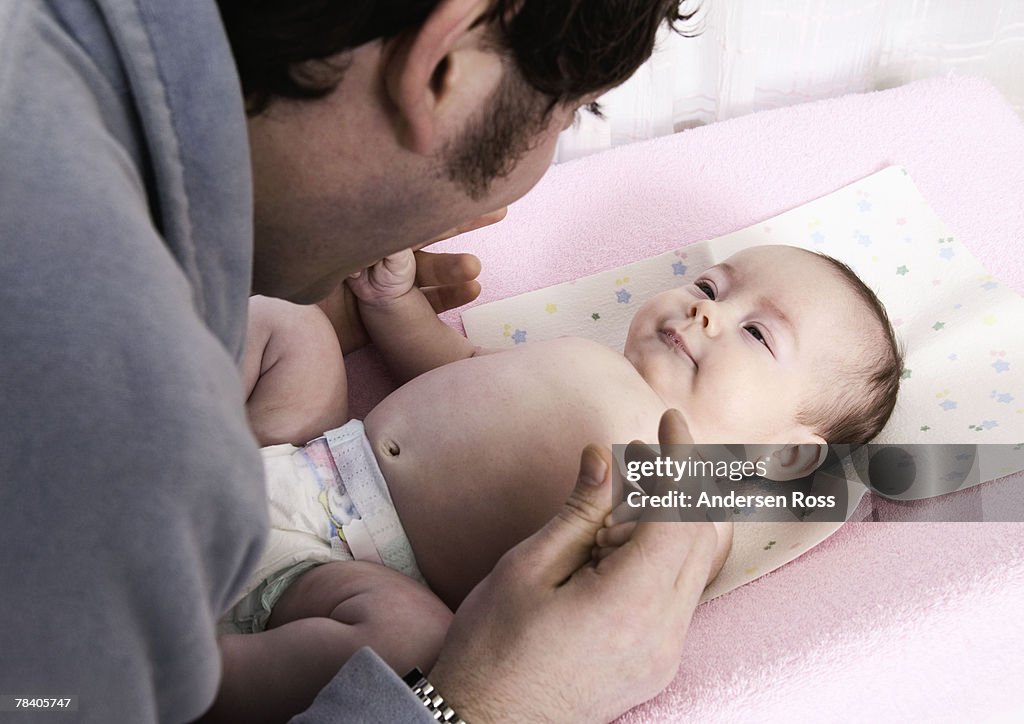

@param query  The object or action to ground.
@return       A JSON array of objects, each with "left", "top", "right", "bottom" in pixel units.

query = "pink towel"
[{"left": 344, "top": 76, "right": 1024, "bottom": 720}]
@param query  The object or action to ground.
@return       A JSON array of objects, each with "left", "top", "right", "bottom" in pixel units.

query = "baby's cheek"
[{"left": 688, "top": 390, "right": 765, "bottom": 442}]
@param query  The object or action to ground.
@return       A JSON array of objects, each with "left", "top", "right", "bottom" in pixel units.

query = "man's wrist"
[
  {"left": 403, "top": 668, "right": 470, "bottom": 723},
  {"left": 426, "top": 661, "right": 515, "bottom": 724}
]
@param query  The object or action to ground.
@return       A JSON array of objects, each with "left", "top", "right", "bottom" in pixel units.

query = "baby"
[{"left": 209, "top": 244, "right": 902, "bottom": 722}]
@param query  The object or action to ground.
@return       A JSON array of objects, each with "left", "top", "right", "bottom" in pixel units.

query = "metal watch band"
[{"left": 402, "top": 668, "right": 468, "bottom": 724}]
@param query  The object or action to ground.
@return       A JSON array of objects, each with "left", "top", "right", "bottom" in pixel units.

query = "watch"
[{"left": 402, "top": 667, "right": 468, "bottom": 723}]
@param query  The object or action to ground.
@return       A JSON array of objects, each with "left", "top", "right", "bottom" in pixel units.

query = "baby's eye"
[
  {"left": 745, "top": 325, "right": 768, "bottom": 347},
  {"left": 695, "top": 281, "right": 716, "bottom": 300}
]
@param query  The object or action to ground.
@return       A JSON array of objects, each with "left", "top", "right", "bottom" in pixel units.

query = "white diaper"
[{"left": 219, "top": 419, "right": 422, "bottom": 634}]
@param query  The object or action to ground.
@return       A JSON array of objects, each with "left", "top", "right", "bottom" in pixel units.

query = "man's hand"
[
  {"left": 429, "top": 410, "right": 719, "bottom": 723},
  {"left": 318, "top": 209, "right": 504, "bottom": 353}
]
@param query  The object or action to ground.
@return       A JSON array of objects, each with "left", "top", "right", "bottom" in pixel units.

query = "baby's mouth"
[{"left": 660, "top": 329, "right": 696, "bottom": 368}]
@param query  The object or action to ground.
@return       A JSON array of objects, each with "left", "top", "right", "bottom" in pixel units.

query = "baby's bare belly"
[{"left": 363, "top": 338, "right": 665, "bottom": 608}]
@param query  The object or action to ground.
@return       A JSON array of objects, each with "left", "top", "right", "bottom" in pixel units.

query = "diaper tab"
[
  {"left": 324, "top": 420, "right": 426, "bottom": 583},
  {"left": 340, "top": 519, "right": 384, "bottom": 565}
]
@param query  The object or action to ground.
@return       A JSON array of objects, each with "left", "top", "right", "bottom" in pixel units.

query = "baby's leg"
[
  {"left": 208, "top": 561, "right": 452, "bottom": 724},
  {"left": 243, "top": 296, "right": 348, "bottom": 446}
]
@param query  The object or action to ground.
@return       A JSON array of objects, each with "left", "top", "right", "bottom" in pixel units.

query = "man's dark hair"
[{"left": 215, "top": 1, "right": 698, "bottom": 115}]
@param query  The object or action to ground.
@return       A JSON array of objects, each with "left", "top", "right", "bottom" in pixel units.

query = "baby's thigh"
[{"left": 269, "top": 560, "right": 452, "bottom": 670}]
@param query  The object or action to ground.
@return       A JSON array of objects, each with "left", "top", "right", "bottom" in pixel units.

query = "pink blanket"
[{"left": 345, "top": 76, "right": 1024, "bottom": 720}]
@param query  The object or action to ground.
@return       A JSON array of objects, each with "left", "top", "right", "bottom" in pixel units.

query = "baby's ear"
[{"left": 760, "top": 440, "right": 827, "bottom": 481}]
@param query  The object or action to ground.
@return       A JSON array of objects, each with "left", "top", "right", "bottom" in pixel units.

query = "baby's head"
[{"left": 624, "top": 244, "right": 902, "bottom": 450}]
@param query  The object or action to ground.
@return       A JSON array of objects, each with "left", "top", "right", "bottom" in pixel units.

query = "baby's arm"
[
  {"left": 348, "top": 250, "right": 488, "bottom": 383},
  {"left": 243, "top": 296, "right": 348, "bottom": 446}
]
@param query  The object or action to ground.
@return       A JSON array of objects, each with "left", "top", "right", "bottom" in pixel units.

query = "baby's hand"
[
  {"left": 347, "top": 249, "right": 417, "bottom": 305},
  {"left": 592, "top": 519, "right": 638, "bottom": 563}
]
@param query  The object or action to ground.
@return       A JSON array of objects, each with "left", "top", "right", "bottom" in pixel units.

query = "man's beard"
[{"left": 440, "top": 66, "right": 554, "bottom": 201}]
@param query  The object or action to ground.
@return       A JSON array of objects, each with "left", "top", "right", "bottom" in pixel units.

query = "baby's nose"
[{"left": 691, "top": 299, "right": 721, "bottom": 337}]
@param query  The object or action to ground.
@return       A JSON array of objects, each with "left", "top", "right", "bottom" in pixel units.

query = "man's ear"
[
  {"left": 760, "top": 439, "right": 828, "bottom": 482},
  {"left": 383, "top": 0, "right": 492, "bottom": 154}
]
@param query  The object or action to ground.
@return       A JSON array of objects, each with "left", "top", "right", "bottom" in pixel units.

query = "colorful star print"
[
  {"left": 616, "top": 289, "right": 632, "bottom": 304},
  {"left": 672, "top": 261, "right": 687, "bottom": 276},
  {"left": 897, "top": 265, "right": 909, "bottom": 275},
  {"left": 511, "top": 329, "right": 527, "bottom": 344},
  {"left": 992, "top": 359, "right": 1010, "bottom": 373}
]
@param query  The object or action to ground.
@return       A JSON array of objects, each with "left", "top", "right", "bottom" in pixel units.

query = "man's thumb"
[{"left": 526, "top": 444, "right": 615, "bottom": 587}]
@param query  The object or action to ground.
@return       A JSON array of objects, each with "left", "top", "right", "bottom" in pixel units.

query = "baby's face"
[{"left": 623, "top": 245, "right": 874, "bottom": 444}]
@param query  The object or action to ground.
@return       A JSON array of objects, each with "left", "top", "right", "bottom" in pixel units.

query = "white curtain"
[{"left": 556, "top": 0, "right": 1024, "bottom": 162}]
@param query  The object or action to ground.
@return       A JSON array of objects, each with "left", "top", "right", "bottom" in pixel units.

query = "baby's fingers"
[
  {"left": 595, "top": 521, "right": 638, "bottom": 548},
  {"left": 606, "top": 498, "right": 641, "bottom": 527},
  {"left": 591, "top": 545, "right": 618, "bottom": 563}
]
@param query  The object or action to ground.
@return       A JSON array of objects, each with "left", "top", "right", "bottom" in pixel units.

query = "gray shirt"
[{"left": 0, "top": 1, "right": 434, "bottom": 720}]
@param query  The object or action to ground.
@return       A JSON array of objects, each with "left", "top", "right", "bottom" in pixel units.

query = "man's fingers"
[
  {"left": 659, "top": 408, "right": 743, "bottom": 470},
  {"left": 414, "top": 251, "right": 482, "bottom": 312},
  {"left": 516, "top": 444, "right": 615, "bottom": 588},
  {"left": 599, "top": 517, "right": 717, "bottom": 594},
  {"left": 623, "top": 438, "right": 662, "bottom": 495},
  {"left": 450, "top": 206, "right": 507, "bottom": 235},
  {"left": 421, "top": 281, "right": 482, "bottom": 314},
  {"left": 658, "top": 408, "right": 695, "bottom": 447},
  {"left": 414, "top": 251, "right": 482, "bottom": 287}
]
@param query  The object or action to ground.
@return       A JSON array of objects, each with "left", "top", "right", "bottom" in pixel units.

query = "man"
[{"left": 0, "top": 1, "right": 714, "bottom": 721}]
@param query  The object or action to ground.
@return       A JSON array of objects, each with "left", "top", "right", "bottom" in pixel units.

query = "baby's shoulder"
[
  {"left": 539, "top": 337, "right": 666, "bottom": 428},
  {"left": 486, "top": 337, "right": 643, "bottom": 394},
  {"left": 526, "top": 336, "right": 639, "bottom": 378},
  {"left": 525, "top": 335, "right": 625, "bottom": 364},
  {"left": 546, "top": 335, "right": 620, "bottom": 354}
]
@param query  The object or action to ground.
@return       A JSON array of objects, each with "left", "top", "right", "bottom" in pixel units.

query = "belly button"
[{"left": 379, "top": 438, "right": 400, "bottom": 457}]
